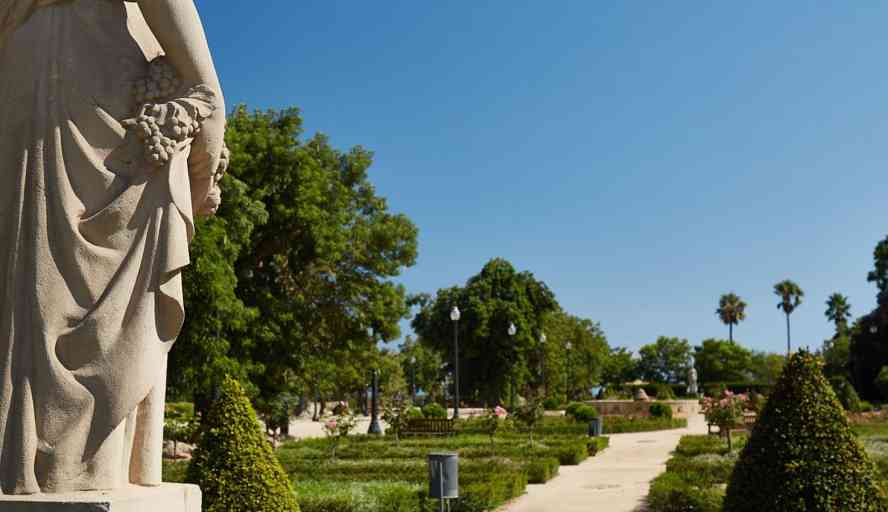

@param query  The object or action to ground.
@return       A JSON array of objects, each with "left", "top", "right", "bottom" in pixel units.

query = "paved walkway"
[{"left": 501, "top": 414, "right": 708, "bottom": 512}]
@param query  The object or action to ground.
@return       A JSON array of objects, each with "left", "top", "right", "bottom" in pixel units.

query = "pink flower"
[
  {"left": 325, "top": 420, "right": 338, "bottom": 430},
  {"left": 494, "top": 406, "right": 508, "bottom": 418}
]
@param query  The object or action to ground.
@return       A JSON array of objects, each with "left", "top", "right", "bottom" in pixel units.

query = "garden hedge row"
[{"left": 645, "top": 434, "right": 734, "bottom": 512}]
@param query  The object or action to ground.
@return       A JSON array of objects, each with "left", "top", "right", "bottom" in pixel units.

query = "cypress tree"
[{"left": 186, "top": 376, "right": 299, "bottom": 512}]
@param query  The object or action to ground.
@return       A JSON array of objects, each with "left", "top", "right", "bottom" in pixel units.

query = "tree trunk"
[
  {"left": 786, "top": 313, "right": 791, "bottom": 355},
  {"left": 729, "top": 323, "right": 733, "bottom": 343}
]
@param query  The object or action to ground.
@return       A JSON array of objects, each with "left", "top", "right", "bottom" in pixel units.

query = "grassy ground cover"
[
  {"left": 163, "top": 414, "right": 685, "bottom": 511},
  {"left": 852, "top": 415, "right": 888, "bottom": 489}
]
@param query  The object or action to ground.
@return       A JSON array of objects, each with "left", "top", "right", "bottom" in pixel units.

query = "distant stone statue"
[
  {"left": 0, "top": 0, "right": 225, "bottom": 494},
  {"left": 688, "top": 367, "right": 699, "bottom": 397},
  {"left": 634, "top": 387, "right": 650, "bottom": 401}
]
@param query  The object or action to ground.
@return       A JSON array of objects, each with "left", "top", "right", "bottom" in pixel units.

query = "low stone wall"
[{"left": 585, "top": 399, "right": 700, "bottom": 419}]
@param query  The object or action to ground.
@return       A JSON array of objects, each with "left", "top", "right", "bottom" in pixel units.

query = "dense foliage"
[
  {"left": 723, "top": 351, "right": 883, "bottom": 511},
  {"left": 541, "top": 309, "right": 610, "bottom": 401},
  {"left": 412, "top": 258, "right": 559, "bottom": 404},
  {"left": 693, "top": 339, "right": 752, "bottom": 384},
  {"left": 637, "top": 337, "right": 692, "bottom": 384},
  {"left": 716, "top": 293, "right": 747, "bottom": 343},
  {"left": 848, "top": 236, "right": 888, "bottom": 399},
  {"left": 186, "top": 377, "right": 299, "bottom": 512},
  {"left": 170, "top": 106, "right": 419, "bottom": 417}
]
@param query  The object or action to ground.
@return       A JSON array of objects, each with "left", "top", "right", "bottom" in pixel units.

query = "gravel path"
[{"left": 500, "top": 414, "right": 708, "bottom": 512}]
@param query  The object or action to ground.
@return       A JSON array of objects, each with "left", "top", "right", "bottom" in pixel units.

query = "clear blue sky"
[{"left": 197, "top": 1, "right": 888, "bottom": 355}]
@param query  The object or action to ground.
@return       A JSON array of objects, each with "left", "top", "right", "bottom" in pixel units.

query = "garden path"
[{"left": 500, "top": 413, "right": 708, "bottom": 512}]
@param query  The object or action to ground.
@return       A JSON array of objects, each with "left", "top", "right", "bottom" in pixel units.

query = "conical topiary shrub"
[
  {"left": 723, "top": 350, "right": 884, "bottom": 511},
  {"left": 186, "top": 376, "right": 299, "bottom": 512}
]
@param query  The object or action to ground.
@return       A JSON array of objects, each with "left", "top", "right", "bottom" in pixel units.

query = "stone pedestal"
[{"left": 0, "top": 484, "right": 200, "bottom": 512}]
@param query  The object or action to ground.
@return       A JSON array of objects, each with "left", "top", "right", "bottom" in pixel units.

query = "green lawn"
[{"left": 854, "top": 419, "right": 888, "bottom": 486}]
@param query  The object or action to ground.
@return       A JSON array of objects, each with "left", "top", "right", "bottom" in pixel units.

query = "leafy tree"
[
  {"left": 601, "top": 347, "right": 639, "bottom": 386},
  {"left": 821, "top": 333, "right": 851, "bottom": 379},
  {"left": 637, "top": 337, "right": 692, "bottom": 384},
  {"left": 173, "top": 107, "right": 419, "bottom": 414},
  {"left": 849, "top": 237, "right": 888, "bottom": 400},
  {"left": 541, "top": 309, "right": 610, "bottom": 401},
  {"left": 849, "top": 315, "right": 887, "bottom": 400},
  {"left": 774, "top": 279, "right": 804, "bottom": 354},
  {"left": 867, "top": 235, "right": 888, "bottom": 305},
  {"left": 748, "top": 351, "right": 786, "bottom": 385},
  {"left": 724, "top": 351, "right": 884, "bottom": 511},
  {"left": 168, "top": 155, "right": 268, "bottom": 410},
  {"left": 693, "top": 339, "right": 753, "bottom": 384},
  {"left": 716, "top": 293, "right": 747, "bottom": 343},
  {"left": 411, "top": 258, "right": 558, "bottom": 405},
  {"left": 825, "top": 293, "right": 852, "bottom": 337},
  {"left": 399, "top": 336, "right": 445, "bottom": 402}
]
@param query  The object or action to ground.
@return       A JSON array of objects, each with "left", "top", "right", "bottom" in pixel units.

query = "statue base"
[{"left": 0, "top": 484, "right": 200, "bottom": 512}]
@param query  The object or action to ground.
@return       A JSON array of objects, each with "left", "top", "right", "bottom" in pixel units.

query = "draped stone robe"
[{"left": 0, "top": 0, "right": 205, "bottom": 493}]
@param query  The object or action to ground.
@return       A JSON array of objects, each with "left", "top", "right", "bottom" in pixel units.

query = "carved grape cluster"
[
  {"left": 132, "top": 58, "right": 182, "bottom": 105},
  {"left": 131, "top": 102, "right": 203, "bottom": 166}
]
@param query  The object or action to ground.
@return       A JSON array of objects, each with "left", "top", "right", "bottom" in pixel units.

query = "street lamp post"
[
  {"left": 565, "top": 341, "right": 573, "bottom": 402},
  {"left": 410, "top": 355, "right": 417, "bottom": 404},
  {"left": 368, "top": 369, "right": 382, "bottom": 435},
  {"left": 508, "top": 322, "right": 517, "bottom": 409},
  {"left": 539, "top": 333, "right": 547, "bottom": 397},
  {"left": 450, "top": 306, "right": 461, "bottom": 419}
]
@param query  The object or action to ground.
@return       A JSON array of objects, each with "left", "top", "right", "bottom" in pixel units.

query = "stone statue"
[
  {"left": 0, "top": 0, "right": 225, "bottom": 494},
  {"left": 687, "top": 367, "right": 699, "bottom": 397}
]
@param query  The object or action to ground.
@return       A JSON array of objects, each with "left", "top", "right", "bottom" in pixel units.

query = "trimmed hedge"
[
  {"left": 524, "top": 457, "right": 560, "bottom": 484},
  {"left": 297, "top": 481, "right": 420, "bottom": 512},
  {"left": 674, "top": 435, "right": 735, "bottom": 457},
  {"left": 649, "top": 402, "right": 673, "bottom": 419},
  {"left": 724, "top": 351, "right": 885, "bottom": 511},
  {"left": 186, "top": 376, "right": 299, "bottom": 512},
  {"left": 665, "top": 453, "right": 736, "bottom": 484},
  {"left": 422, "top": 403, "right": 447, "bottom": 418},
  {"left": 702, "top": 381, "right": 772, "bottom": 397},
  {"left": 603, "top": 416, "right": 686, "bottom": 433},
  {"left": 644, "top": 435, "right": 734, "bottom": 512},
  {"left": 646, "top": 471, "right": 724, "bottom": 512}
]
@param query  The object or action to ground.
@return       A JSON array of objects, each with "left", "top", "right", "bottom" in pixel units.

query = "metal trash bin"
[
  {"left": 588, "top": 417, "right": 603, "bottom": 437},
  {"left": 428, "top": 452, "right": 459, "bottom": 499}
]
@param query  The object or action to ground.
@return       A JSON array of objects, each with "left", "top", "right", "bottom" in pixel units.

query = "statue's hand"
[
  {"left": 124, "top": 82, "right": 223, "bottom": 214},
  {"left": 187, "top": 101, "right": 226, "bottom": 215}
]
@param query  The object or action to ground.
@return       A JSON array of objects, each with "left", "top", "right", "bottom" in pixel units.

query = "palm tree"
[
  {"left": 716, "top": 293, "right": 747, "bottom": 343},
  {"left": 774, "top": 280, "right": 804, "bottom": 355},
  {"left": 824, "top": 293, "right": 851, "bottom": 336}
]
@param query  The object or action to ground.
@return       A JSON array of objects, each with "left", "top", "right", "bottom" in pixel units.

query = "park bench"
[{"left": 402, "top": 418, "right": 455, "bottom": 437}]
